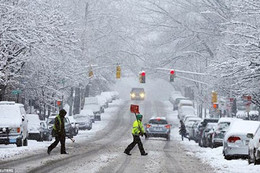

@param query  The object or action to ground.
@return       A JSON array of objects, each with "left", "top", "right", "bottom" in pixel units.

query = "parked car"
[
  {"left": 130, "top": 88, "right": 145, "bottom": 100},
  {"left": 200, "top": 123, "right": 218, "bottom": 147},
  {"left": 178, "top": 100, "right": 193, "bottom": 111},
  {"left": 173, "top": 97, "right": 188, "bottom": 111},
  {"left": 80, "top": 109, "right": 95, "bottom": 123},
  {"left": 248, "top": 124, "right": 260, "bottom": 165},
  {"left": 101, "top": 91, "right": 113, "bottom": 103},
  {"left": 145, "top": 117, "right": 171, "bottom": 140},
  {"left": 47, "top": 116, "right": 74, "bottom": 138},
  {"left": 66, "top": 116, "right": 79, "bottom": 136},
  {"left": 197, "top": 118, "right": 219, "bottom": 146},
  {"left": 27, "top": 114, "right": 44, "bottom": 141},
  {"left": 40, "top": 121, "right": 52, "bottom": 141},
  {"left": 189, "top": 120, "right": 202, "bottom": 142},
  {"left": 84, "top": 97, "right": 101, "bottom": 121},
  {"left": 223, "top": 120, "right": 260, "bottom": 160},
  {"left": 211, "top": 117, "right": 239, "bottom": 148},
  {"left": 0, "top": 101, "right": 28, "bottom": 147},
  {"left": 110, "top": 91, "right": 119, "bottom": 100},
  {"left": 96, "top": 95, "right": 108, "bottom": 112},
  {"left": 73, "top": 114, "right": 92, "bottom": 130},
  {"left": 185, "top": 117, "right": 202, "bottom": 140},
  {"left": 178, "top": 106, "right": 196, "bottom": 120},
  {"left": 169, "top": 92, "right": 183, "bottom": 105}
]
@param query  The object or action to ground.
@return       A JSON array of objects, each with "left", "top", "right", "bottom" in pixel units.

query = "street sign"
[
  {"left": 130, "top": 104, "right": 139, "bottom": 114},
  {"left": 11, "top": 90, "right": 21, "bottom": 95}
]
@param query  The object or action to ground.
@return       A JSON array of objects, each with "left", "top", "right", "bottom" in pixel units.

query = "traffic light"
[
  {"left": 139, "top": 71, "right": 145, "bottom": 83},
  {"left": 116, "top": 65, "right": 121, "bottom": 79},
  {"left": 170, "top": 69, "right": 175, "bottom": 82},
  {"left": 213, "top": 103, "right": 218, "bottom": 109},
  {"left": 211, "top": 91, "right": 217, "bottom": 103},
  {"left": 89, "top": 70, "right": 93, "bottom": 78}
]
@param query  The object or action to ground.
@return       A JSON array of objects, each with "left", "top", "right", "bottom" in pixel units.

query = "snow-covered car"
[
  {"left": 223, "top": 120, "right": 260, "bottom": 160},
  {"left": 211, "top": 117, "right": 240, "bottom": 148},
  {"left": 178, "top": 106, "right": 196, "bottom": 120},
  {"left": 80, "top": 109, "right": 95, "bottom": 123},
  {"left": 96, "top": 95, "right": 108, "bottom": 112},
  {"left": 40, "top": 121, "right": 52, "bottom": 141},
  {"left": 84, "top": 97, "right": 101, "bottom": 121},
  {"left": 73, "top": 114, "right": 92, "bottom": 130},
  {"left": 110, "top": 91, "right": 119, "bottom": 100},
  {"left": 200, "top": 122, "right": 218, "bottom": 147},
  {"left": 47, "top": 116, "right": 74, "bottom": 138},
  {"left": 130, "top": 88, "right": 145, "bottom": 100},
  {"left": 172, "top": 96, "right": 188, "bottom": 111},
  {"left": 0, "top": 101, "right": 28, "bottom": 147},
  {"left": 189, "top": 120, "right": 202, "bottom": 142},
  {"left": 27, "top": 114, "right": 44, "bottom": 141},
  {"left": 66, "top": 116, "right": 79, "bottom": 136},
  {"left": 184, "top": 117, "right": 202, "bottom": 139},
  {"left": 247, "top": 124, "right": 260, "bottom": 165},
  {"left": 178, "top": 100, "right": 193, "bottom": 111},
  {"left": 145, "top": 117, "right": 171, "bottom": 140},
  {"left": 101, "top": 91, "right": 113, "bottom": 103},
  {"left": 197, "top": 118, "right": 219, "bottom": 146}
]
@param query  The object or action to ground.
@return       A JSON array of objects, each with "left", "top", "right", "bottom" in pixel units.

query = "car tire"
[
  {"left": 23, "top": 138, "right": 28, "bottom": 146},
  {"left": 248, "top": 153, "right": 252, "bottom": 164},
  {"left": 253, "top": 149, "right": 258, "bottom": 165},
  {"left": 224, "top": 155, "right": 232, "bottom": 160},
  {"left": 16, "top": 138, "right": 23, "bottom": 147}
]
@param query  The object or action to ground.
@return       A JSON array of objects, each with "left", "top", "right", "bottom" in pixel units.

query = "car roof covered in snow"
[{"left": 224, "top": 120, "right": 260, "bottom": 140}]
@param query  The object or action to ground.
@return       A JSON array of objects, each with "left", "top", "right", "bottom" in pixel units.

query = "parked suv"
[{"left": 0, "top": 101, "right": 28, "bottom": 147}]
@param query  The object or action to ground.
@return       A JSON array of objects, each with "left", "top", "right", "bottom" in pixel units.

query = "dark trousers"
[
  {"left": 48, "top": 135, "right": 66, "bottom": 154},
  {"left": 125, "top": 135, "right": 145, "bottom": 154}
]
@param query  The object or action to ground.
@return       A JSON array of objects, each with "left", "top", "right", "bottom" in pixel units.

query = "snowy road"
[{"left": 0, "top": 99, "right": 214, "bottom": 173}]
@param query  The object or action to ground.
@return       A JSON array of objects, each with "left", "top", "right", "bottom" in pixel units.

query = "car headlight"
[
  {"left": 140, "top": 93, "right": 145, "bottom": 98},
  {"left": 130, "top": 93, "right": 135, "bottom": 98}
]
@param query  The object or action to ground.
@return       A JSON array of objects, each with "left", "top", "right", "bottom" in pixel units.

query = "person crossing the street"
[
  {"left": 47, "top": 109, "right": 68, "bottom": 155},
  {"left": 124, "top": 113, "right": 148, "bottom": 156}
]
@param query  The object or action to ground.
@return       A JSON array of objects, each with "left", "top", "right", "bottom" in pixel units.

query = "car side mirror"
[
  {"left": 22, "top": 116, "right": 25, "bottom": 122},
  {"left": 246, "top": 133, "right": 254, "bottom": 139}
]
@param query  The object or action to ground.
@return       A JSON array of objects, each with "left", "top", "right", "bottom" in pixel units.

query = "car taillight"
[
  {"left": 227, "top": 136, "right": 241, "bottom": 143},
  {"left": 165, "top": 125, "right": 171, "bottom": 129},
  {"left": 146, "top": 124, "right": 151, "bottom": 128},
  {"left": 17, "top": 127, "right": 21, "bottom": 133}
]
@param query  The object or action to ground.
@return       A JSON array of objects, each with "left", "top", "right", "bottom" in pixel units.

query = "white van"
[
  {"left": 178, "top": 100, "right": 193, "bottom": 110},
  {"left": 0, "top": 101, "right": 28, "bottom": 147}
]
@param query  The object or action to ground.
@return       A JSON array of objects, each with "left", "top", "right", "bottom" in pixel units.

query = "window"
[{"left": 149, "top": 119, "right": 168, "bottom": 124}]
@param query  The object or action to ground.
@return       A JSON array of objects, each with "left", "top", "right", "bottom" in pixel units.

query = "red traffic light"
[
  {"left": 170, "top": 69, "right": 175, "bottom": 75},
  {"left": 141, "top": 71, "right": 145, "bottom": 76}
]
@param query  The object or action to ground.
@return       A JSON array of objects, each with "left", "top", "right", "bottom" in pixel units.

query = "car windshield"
[
  {"left": 218, "top": 122, "right": 230, "bottom": 131},
  {"left": 131, "top": 88, "right": 144, "bottom": 93},
  {"left": 149, "top": 119, "right": 168, "bottom": 124}
]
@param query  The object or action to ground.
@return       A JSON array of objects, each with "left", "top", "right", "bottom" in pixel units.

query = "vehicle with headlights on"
[
  {"left": 145, "top": 117, "right": 171, "bottom": 140},
  {"left": 130, "top": 88, "right": 145, "bottom": 100}
]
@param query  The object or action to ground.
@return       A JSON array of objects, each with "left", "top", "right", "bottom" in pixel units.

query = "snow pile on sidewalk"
[{"left": 164, "top": 101, "right": 260, "bottom": 173}]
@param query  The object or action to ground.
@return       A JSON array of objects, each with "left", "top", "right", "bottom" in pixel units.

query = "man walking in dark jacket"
[{"left": 47, "top": 109, "right": 68, "bottom": 154}]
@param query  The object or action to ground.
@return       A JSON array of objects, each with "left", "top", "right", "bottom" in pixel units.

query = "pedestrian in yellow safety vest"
[
  {"left": 124, "top": 114, "right": 148, "bottom": 156},
  {"left": 47, "top": 109, "right": 67, "bottom": 155}
]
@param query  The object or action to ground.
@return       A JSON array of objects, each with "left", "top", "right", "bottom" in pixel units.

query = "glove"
[{"left": 144, "top": 133, "right": 148, "bottom": 138}]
